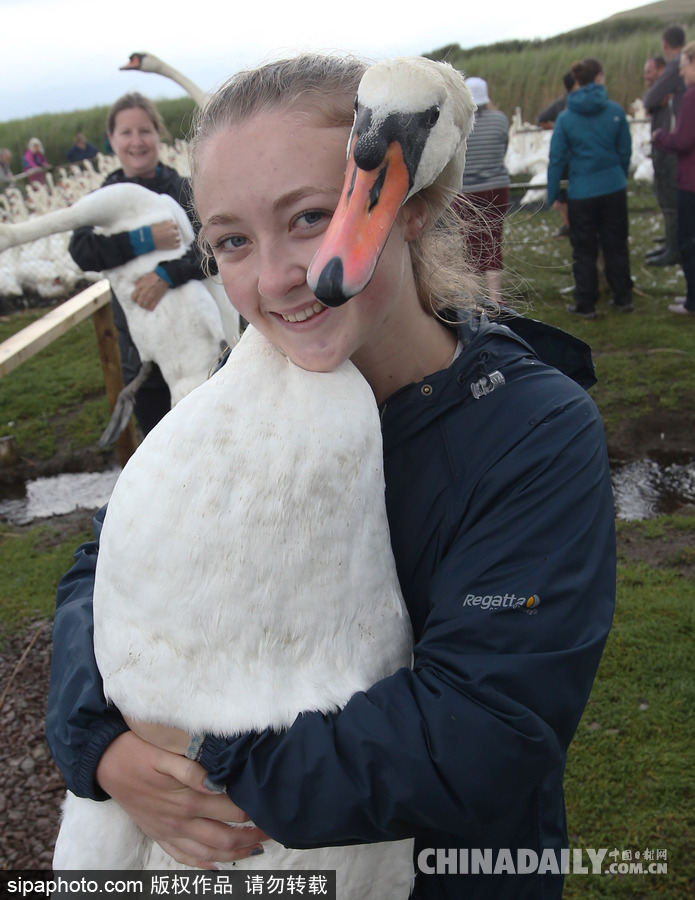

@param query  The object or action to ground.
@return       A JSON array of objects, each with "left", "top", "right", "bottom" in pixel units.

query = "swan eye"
[{"left": 425, "top": 106, "right": 440, "bottom": 128}]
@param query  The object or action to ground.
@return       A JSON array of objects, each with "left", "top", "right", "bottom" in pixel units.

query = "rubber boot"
[{"left": 647, "top": 210, "right": 680, "bottom": 266}]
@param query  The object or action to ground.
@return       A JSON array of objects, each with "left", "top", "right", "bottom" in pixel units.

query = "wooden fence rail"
[{"left": 0, "top": 279, "right": 138, "bottom": 466}]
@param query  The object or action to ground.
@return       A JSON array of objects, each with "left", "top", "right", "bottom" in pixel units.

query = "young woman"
[
  {"left": 547, "top": 58, "right": 634, "bottom": 319},
  {"left": 47, "top": 55, "right": 616, "bottom": 899},
  {"left": 68, "top": 93, "right": 213, "bottom": 434},
  {"left": 652, "top": 40, "right": 695, "bottom": 315}
]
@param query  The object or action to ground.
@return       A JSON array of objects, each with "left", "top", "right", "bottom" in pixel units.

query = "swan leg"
[{"left": 98, "top": 361, "right": 154, "bottom": 447}]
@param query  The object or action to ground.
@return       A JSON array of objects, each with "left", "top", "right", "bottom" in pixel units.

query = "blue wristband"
[{"left": 128, "top": 226, "right": 155, "bottom": 256}]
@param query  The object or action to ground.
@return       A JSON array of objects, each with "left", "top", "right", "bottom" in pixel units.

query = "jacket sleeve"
[
  {"left": 45, "top": 505, "right": 129, "bottom": 800},
  {"left": 157, "top": 243, "right": 211, "bottom": 289},
  {"left": 198, "top": 387, "right": 616, "bottom": 847},
  {"left": 546, "top": 117, "right": 569, "bottom": 206},
  {"left": 68, "top": 226, "right": 135, "bottom": 274},
  {"left": 653, "top": 93, "right": 695, "bottom": 153},
  {"left": 643, "top": 66, "right": 680, "bottom": 114}
]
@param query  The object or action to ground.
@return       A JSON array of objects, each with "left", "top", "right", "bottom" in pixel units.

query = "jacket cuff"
[
  {"left": 75, "top": 714, "right": 130, "bottom": 801},
  {"left": 154, "top": 265, "right": 174, "bottom": 286},
  {"left": 128, "top": 226, "right": 155, "bottom": 256}
]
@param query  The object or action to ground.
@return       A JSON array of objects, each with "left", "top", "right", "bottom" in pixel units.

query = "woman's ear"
[{"left": 399, "top": 197, "right": 428, "bottom": 242}]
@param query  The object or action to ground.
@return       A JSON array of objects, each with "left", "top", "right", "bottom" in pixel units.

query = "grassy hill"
[
  {"left": 427, "top": 0, "right": 695, "bottom": 122},
  {"left": 0, "top": 0, "right": 693, "bottom": 172}
]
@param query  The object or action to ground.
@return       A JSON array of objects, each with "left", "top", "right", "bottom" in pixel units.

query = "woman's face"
[
  {"left": 680, "top": 52, "right": 695, "bottom": 87},
  {"left": 109, "top": 107, "right": 160, "bottom": 179},
  {"left": 195, "top": 110, "right": 420, "bottom": 374}
]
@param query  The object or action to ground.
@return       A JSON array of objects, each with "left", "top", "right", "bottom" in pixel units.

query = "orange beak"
[
  {"left": 119, "top": 54, "right": 143, "bottom": 71},
  {"left": 307, "top": 134, "right": 411, "bottom": 307}
]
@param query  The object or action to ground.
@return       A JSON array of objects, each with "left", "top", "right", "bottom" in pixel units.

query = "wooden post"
[{"left": 91, "top": 295, "right": 138, "bottom": 468}]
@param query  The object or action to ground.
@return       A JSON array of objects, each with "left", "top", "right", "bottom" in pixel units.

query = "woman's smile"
[{"left": 279, "top": 301, "right": 329, "bottom": 324}]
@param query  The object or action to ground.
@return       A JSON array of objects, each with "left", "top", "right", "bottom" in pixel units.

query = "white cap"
[{"left": 465, "top": 77, "right": 490, "bottom": 107}]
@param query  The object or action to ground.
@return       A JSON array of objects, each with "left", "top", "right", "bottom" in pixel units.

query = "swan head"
[
  {"left": 120, "top": 52, "right": 160, "bottom": 73},
  {"left": 307, "top": 56, "right": 476, "bottom": 307}
]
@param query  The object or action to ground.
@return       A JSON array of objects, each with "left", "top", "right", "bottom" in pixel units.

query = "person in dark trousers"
[
  {"left": 68, "top": 92, "right": 213, "bottom": 435},
  {"left": 643, "top": 25, "right": 687, "bottom": 266},
  {"left": 47, "top": 54, "right": 616, "bottom": 900},
  {"left": 653, "top": 40, "right": 695, "bottom": 315},
  {"left": 537, "top": 71, "right": 576, "bottom": 237},
  {"left": 547, "top": 57, "right": 633, "bottom": 319}
]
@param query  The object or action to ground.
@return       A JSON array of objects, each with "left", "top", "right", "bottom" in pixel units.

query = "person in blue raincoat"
[
  {"left": 47, "top": 54, "right": 616, "bottom": 900},
  {"left": 547, "top": 57, "right": 633, "bottom": 319}
]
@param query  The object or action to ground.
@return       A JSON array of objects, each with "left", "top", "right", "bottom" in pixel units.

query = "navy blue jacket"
[
  {"left": 547, "top": 83, "right": 632, "bottom": 206},
  {"left": 47, "top": 312, "right": 616, "bottom": 899}
]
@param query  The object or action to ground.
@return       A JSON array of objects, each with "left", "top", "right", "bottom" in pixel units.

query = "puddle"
[
  {"left": 0, "top": 468, "right": 121, "bottom": 525},
  {"left": 0, "top": 454, "right": 693, "bottom": 526},
  {"left": 610, "top": 451, "right": 695, "bottom": 521}
]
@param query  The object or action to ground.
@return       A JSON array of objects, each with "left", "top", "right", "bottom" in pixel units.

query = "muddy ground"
[{"left": 0, "top": 407, "right": 693, "bottom": 871}]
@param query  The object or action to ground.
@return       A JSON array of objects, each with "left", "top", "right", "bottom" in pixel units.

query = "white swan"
[
  {"left": 121, "top": 52, "right": 208, "bottom": 107},
  {"left": 308, "top": 56, "right": 476, "bottom": 306},
  {"left": 53, "top": 324, "right": 415, "bottom": 896},
  {"left": 0, "top": 183, "right": 237, "bottom": 439}
]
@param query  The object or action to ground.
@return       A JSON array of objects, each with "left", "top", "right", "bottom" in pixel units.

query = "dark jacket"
[
  {"left": 643, "top": 55, "right": 686, "bottom": 121},
  {"left": 653, "top": 83, "right": 695, "bottom": 193},
  {"left": 47, "top": 312, "right": 616, "bottom": 900},
  {"left": 547, "top": 83, "right": 632, "bottom": 206},
  {"left": 68, "top": 164, "right": 211, "bottom": 289},
  {"left": 536, "top": 94, "right": 567, "bottom": 126}
]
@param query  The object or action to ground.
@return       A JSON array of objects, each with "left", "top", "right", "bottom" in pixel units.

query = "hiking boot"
[
  {"left": 647, "top": 250, "right": 681, "bottom": 266},
  {"left": 566, "top": 304, "right": 596, "bottom": 320},
  {"left": 609, "top": 300, "right": 634, "bottom": 312}
]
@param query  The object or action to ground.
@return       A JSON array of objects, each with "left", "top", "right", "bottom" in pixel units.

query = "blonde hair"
[
  {"left": 190, "top": 53, "right": 480, "bottom": 316},
  {"left": 682, "top": 41, "right": 695, "bottom": 64}
]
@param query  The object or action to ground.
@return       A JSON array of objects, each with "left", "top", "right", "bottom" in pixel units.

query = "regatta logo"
[{"left": 463, "top": 592, "right": 541, "bottom": 614}]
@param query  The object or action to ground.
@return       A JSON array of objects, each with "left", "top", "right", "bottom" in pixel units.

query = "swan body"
[
  {"left": 121, "top": 52, "right": 209, "bottom": 107},
  {"left": 53, "top": 325, "right": 415, "bottom": 895},
  {"left": 308, "top": 56, "right": 476, "bottom": 306},
  {"left": 0, "top": 183, "right": 236, "bottom": 405}
]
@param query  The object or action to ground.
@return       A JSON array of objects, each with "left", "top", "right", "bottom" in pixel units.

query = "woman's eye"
[
  {"left": 217, "top": 235, "right": 248, "bottom": 252},
  {"left": 295, "top": 209, "right": 330, "bottom": 229}
]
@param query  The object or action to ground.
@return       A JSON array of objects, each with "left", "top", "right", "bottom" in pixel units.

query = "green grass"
[
  {"left": 0, "top": 520, "right": 92, "bottom": 638},
  {"left": 563, "top": 528, "right": 694, "bottom": 897},
  {"left": 0, "top": 312, "right": 113, "bottom": 460},
  {"left": 503, "top": 181, "right": 695, "bottom": 437}
]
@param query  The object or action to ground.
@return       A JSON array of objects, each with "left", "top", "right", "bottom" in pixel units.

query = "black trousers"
[
  {"left": 568, "top": 189, "right": 633, "bottom": 312},
  {"left": 677, "top": 188, "right": 695, "bottom": 311}
]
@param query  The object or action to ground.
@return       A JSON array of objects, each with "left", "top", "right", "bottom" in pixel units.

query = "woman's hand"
[
  {"left": 132, "top": 272, "right": 169, "bottom": 311},
  {"left": 151, "top": 220, "right": 181, "bottom": 251},
  {"left": 96, "top": 732, "right": 269, "bottom": 869}
]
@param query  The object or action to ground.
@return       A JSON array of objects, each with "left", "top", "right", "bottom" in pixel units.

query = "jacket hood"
[{"left": 567, "top": 82, "right": 608, "bottom": 117}]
